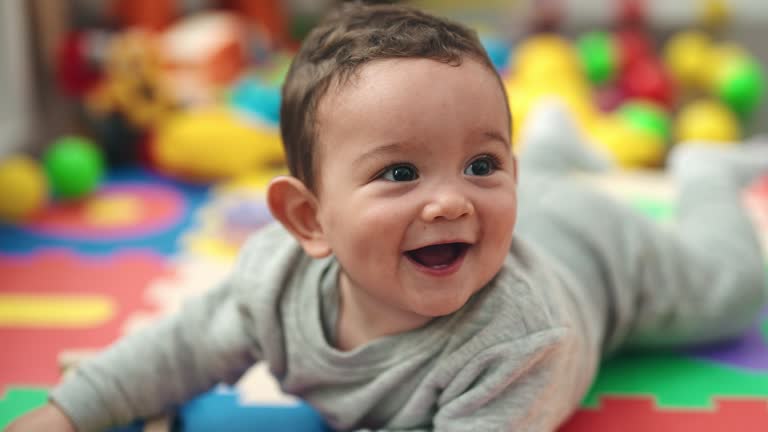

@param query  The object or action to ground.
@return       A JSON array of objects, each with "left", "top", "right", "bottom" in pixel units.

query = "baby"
[{"left": 7, "top": 3, "right": 768, "bottom": 431}]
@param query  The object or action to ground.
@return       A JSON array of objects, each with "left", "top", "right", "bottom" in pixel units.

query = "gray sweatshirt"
[{"left": 51, "top": 223, "right": 600, "bottom": 432}]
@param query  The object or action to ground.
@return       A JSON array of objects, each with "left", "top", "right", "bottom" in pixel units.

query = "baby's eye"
[
  {"left": 381, "top": 164, "right": 419, "bottom": 182},
  {"left": 464, "top": 155, "right": 498, "bottom": 176}
]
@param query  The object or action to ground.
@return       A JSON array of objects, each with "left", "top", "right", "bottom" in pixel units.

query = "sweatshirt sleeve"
[
  {"left": 50, "top": 277, "right": 261, "bottom": 432},
  {"left": 432, "top": 328, "right": 583, "bottom": 432},
  {"left": 355, "top": 327, "right": 585, "bottom": 432}
]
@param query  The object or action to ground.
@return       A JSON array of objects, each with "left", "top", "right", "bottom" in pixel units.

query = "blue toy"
[{"left": 230, "top": 77, "right": 282, "bottom": 125}]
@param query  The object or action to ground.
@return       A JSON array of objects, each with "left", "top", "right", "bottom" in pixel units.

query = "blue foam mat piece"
[
  {"left": 108, "top": 388, "right": 332, "bottom": 432},
  {"left": 179, "top": 389, "right": 331, "bottom": 432},
  {"left": 0, "top": 168, "right": 210, "bottom": 256}
]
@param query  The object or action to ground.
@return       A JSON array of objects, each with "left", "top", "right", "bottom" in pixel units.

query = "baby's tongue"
[{"left": 409, "top": 244, "right": 458, "bottom": 267}]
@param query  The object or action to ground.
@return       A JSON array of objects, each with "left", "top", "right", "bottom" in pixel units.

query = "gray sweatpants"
[{"left": 514, "top": 149, "right": 767, "bottom": 354}]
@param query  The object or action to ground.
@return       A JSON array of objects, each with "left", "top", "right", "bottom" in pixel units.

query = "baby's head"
[
  {"left": 268, "top": 2, "right": 518, "bottom": 330},
  {"left": 279, "top": 2, "right": 510, "bottom": 191}
]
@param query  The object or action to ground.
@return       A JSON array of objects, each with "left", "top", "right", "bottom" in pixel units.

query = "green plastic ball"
[
  {"left": 716, "top": 57, "right": 765, "bottom": 118},
  {"left": 618, "top": 101, "right": 672, "bottom": 144},
  {"left": 44, "top": 136, "right": 104, "bottom": 200},
  {"left": 577, "top": 31, "right": 617, "bottom": 85}
]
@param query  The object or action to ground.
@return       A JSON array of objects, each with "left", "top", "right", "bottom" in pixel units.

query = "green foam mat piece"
[
  {"left": 0, "top": 388, "right": 49, "bottom": 429},
  {"left": 583, "top": 354, "right": 768, "bottom": 409}
]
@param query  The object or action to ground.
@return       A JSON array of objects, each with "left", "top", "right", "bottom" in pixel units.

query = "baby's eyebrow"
[
  {"left": 354, "top": 142, "right": 407, "bottom": 165},
  {"left": 482, "top": 130, "right": 509, "bottom": 147}
]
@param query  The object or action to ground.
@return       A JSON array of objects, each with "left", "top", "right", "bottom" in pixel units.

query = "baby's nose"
[{"left": 421, "top": 190, "right": 475, "bottom": 221}]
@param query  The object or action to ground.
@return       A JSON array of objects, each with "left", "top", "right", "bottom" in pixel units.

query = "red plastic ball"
[
  {"left": 616, "top": 29, "right": 653, "bottom": 73},
  {"left": 620, "top": 58, "right": 676, "bottom": 109}
]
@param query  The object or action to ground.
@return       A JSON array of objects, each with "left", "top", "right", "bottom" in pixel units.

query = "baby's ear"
[{"left": 267, "top": 176, "right": 331, "bottom": 258}]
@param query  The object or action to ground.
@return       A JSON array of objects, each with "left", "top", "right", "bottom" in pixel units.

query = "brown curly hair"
[{"left": 280, "top": 2, "right": 509, "bottom": 191}]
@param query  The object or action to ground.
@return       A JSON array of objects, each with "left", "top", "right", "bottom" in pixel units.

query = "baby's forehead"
[
  {"left": 314, "top": 57, "right": 508, "bottom": 138},
  {"left": 319, "top": 57, "right": 502, "bottom": 109},
  {"left": 314, "top": 58, "right": 509, "bottom": 153}
]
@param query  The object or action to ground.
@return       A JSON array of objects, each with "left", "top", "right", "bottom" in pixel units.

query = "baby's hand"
[{"left": 4, "top": 403, "right": 76, "bottom": 432}]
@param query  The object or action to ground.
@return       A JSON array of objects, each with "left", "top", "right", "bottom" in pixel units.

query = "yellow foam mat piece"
[{"left": 0, "top": 294, "right": 114, "bottom": 327}]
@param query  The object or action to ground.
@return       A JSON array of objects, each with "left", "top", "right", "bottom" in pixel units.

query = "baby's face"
[{"left": 314, "top": 57, "right": 517, "bottom": 323}]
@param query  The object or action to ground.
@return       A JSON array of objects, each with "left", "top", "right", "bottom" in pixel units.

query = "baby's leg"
[
  {"left": 621, "top": 143, "right": 768, "bottom": 348},
  {"left": 516, "top": 142, "right": 767, "bottom": 353}
]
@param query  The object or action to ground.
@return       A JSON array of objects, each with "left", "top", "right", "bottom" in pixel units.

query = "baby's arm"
[
  {"left": 4, "top": 403, "right": 75, "bottom": 432},
  {"left": 8, "top": 277, "right": 260, "bottom": 432},
  {"left": 430, "top": 328, "right": 586, "bottom": 432},
  {"left": 354, "top": 327, "right": 586, "bottom": 432}
]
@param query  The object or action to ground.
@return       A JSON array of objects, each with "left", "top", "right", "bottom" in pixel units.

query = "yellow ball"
[
  {"left": 675, "top": 99, "right": 741, "bottom": 143},
  {"left": 506, "top": 77, "right": 599, "bottom": 149},
  {"left": 513, "top": 35, "right": 582, "bottom": 84},
  {"left": 663, "top": 31, "right": 712, "bottom": 89},
  {"left": 588, "top": 116, "right": 666, "bottom": 168},
  {"left": 0, "top": 155, "right": 48, "bottom": 222},
  {"left": 701, "top": 43, "right": 748, "bottom": 91},
  {"left": 699, "top": 0, "right": 730, "bottom": 30}
]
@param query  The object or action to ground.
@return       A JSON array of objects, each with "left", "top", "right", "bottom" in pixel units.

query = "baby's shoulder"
[{"left": 234, "top": 222, "right": 304, "bottom": 274}]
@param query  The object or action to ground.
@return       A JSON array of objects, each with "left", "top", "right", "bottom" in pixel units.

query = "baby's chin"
[{"left": 410, "top": 288, "right": 483, "bottom": 318}]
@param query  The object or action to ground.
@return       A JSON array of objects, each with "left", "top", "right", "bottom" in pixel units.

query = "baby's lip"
[
  {"left": 404, "top": 242, "right": 470, "bottom": 275},
  {"left": 403, "top": 239, "right": 474, "bottom": 252}
]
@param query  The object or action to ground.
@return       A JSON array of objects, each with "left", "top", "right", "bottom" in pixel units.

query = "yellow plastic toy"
[
  {"left": 701, "top": 43, "right": 749, "bottom": 91},
  {"left": 675, "top": 99, "right": 741, "bottom": 144},
  {"left": 588, "top": 115, "right": 666, "bottom": 168},
  {"left": 153, "top": 107, "right": 285, "bottom": 182},
  {"left": 700, "top": 0, "right": 730, "bottom": 31},
  {"left": 663, "top": 30, "right": 712, "bottom": 90},
  {"left": 512, "top": 34, "right": 582, "bottom": 85},
  {"left": 0, "top": 155, "right": 48, "bottom": 222},
  {"left": 86, "top": 30, "right": 175, "bottom": 129},
  {"left": 506, "top": 77, "right": 598, "bottom": 149}
]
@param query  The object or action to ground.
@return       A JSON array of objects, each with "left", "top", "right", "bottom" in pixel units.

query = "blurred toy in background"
[
  {"left": 619, "top": 54, "right": 676, "bottom": 110},
  {"left": 230, "top": 75, "right": 282, "bottom": 126},
  {"left": 592, "top": 100, "right": 670, "bottom": 167},
  {"left": 219, "top": 0, "right": 293, "bottom": 49},
  {"left": 506, "top": 33, "right": 599, "bottom": 151},
  {"left": 0, "top": 155, "right": 48, "bottom": 223},
  {"left": 0, "top": 136, "right": 106, "bottom": 224},
  {"left": 153, "top": 107, "right": 284, "bottom": 182},
  {"left": 111, "top": 0, "right": 178, "bottom": 31},
  {"left": 664, "top": 32, "right": 765, "bottom": 120},
  {"left": 56, "top": 30, "right": 110, "bottom": 97},
  {"left": 675, "top": 99, "right": 741, "bottom": 144},
  {"left": 87, "top": 30, "right": 175, "bottom": 130},
  {"left": 700, "top": 0, "right": 730, "bottom": 33},
  {"left": 79, "top": 30, "right": 173, "bottom": 167},
  {"left": 160, "top": 11, "right": 248, "bottom": 107},
  {"left": 501, "top": 0, "right": 765, "bottom": 169},
  {"left": 44, "top": 136, "right": 105, "bottom": 200},
  {"left": 711, "top": 51, "right": 764, "bottom": 119},
  {"left": 50, "top": 0, "right": 294, "bottom": 185},
  {"left": 529, "top": 0, "right": 563, "bottom": 33},
  {"left": 480, "top": 35, "right": 512, "bottom": 73},
  {"left": 662, "top": 30, "right": 711, "bottom": 91},
  {"left": 577, "top": 30, "right": 617, "bottom": 87},
  {"left": 617, "top": 0, "right": 646, "bottom": 29}
]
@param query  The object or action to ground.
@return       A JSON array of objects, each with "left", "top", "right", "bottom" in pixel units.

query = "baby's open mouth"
[{"left": 405, "top": 242, "right": 470, "bottom": 269}]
